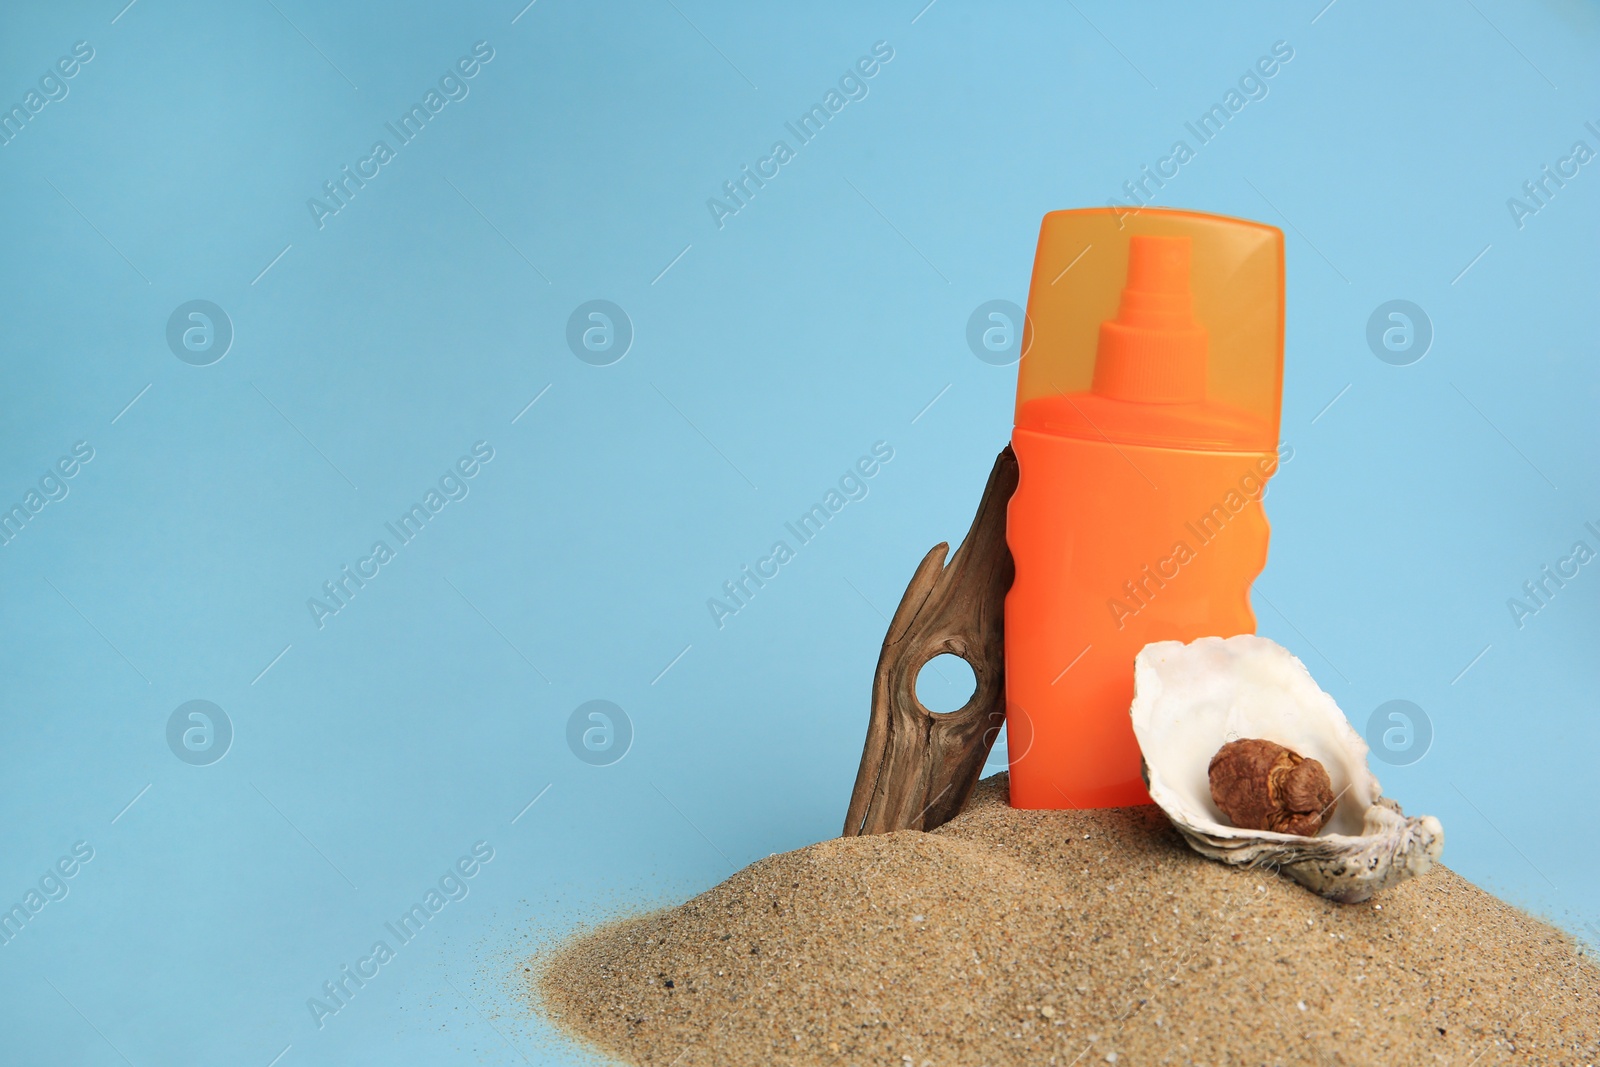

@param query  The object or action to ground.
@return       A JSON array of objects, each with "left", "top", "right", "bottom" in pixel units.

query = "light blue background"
[{"left": 2, "top": 1, "right": 1596, "bottom": 1063}]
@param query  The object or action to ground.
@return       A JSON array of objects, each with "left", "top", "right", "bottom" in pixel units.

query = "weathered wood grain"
[{"left": 842, "top": 445, "right": 1017, "bottom": 836}]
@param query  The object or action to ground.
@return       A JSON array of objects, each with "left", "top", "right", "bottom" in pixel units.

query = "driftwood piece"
[{"left": 842, "top": 445, "right": 1017, "bottom": 836}]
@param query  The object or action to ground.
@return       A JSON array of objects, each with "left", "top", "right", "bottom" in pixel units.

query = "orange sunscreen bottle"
[{"left": 1004, "top": 208, "right": 1286, "bottom": 810}]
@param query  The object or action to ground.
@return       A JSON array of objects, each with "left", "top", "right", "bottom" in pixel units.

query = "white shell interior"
[{"left": 1131, "top": 634, "right": 1378, "bottom": 840}]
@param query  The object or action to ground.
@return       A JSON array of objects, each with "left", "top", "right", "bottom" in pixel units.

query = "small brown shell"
[{"left": 1208, "top": 738, "right": 1336, "bottom": 837}]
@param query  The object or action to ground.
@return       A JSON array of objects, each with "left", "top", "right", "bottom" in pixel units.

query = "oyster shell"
[{"left": 1130, "top": 634, "right": 1443, "bottom": 903}]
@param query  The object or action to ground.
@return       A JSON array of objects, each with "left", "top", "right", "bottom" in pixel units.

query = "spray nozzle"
[{"left": 1091, "top": 235, "right": 1208, "bottom": 404}]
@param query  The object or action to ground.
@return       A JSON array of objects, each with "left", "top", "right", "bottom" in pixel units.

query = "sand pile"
[{"left": 537, "top": 775, "right": 1599, "bottom": 1066}]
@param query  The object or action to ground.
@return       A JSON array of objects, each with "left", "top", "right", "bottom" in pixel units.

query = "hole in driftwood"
[{"left": 916, "top": 653, "right": 976, "bottom": 714}]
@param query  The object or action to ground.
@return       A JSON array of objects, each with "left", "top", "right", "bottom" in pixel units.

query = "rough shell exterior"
[{"left": 1130, "top": 634, "right": 1444, "bottom": 903}]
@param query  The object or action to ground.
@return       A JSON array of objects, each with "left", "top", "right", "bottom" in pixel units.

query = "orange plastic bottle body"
[
  {"left": 1003, "top": 207, "right": 1285, "bottom": 810},
  {"left": 1005, "top": 427, "right": 1282, "bottom": 809}
]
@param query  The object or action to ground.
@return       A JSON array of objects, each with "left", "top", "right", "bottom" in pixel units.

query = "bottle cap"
[{"left": 1013, "top": 208, "right": 1284, "bottom": 451}]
